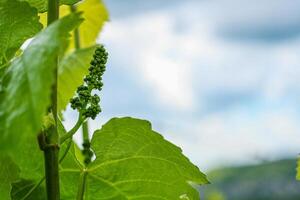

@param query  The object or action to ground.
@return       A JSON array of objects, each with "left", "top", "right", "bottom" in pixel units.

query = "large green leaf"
[
  {"left": 0, "top": 155, "right": 19, "bottom": 200},
  {"left": 0, "top": 0, "right": 42, "bottom": 66},
  {"left": 60, "top": 117, "right": 208, "bottom": 199},
  {"left": 20, "top": 0, "right": 80, "bottom": 13},
  {"left": 0, "top": 13, "right": 83, "bottom": 183},
  {"left": 58, "top": 46, "right": 96, "bottom": 111}
]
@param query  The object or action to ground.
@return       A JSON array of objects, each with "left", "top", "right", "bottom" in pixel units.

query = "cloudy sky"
[{"left": 66, "top": 0, "right": 300, "bottom": 171}]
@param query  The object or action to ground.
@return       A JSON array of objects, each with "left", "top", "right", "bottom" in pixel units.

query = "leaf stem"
[
  {"left": 76, "top": 169, "right": 88, "bottom": 200},
  {"left": 60, "top": 114, "right": 85, "bottom": 144},
  {"left": 59, "top": 138, "right": 73, "bottom": 163}
]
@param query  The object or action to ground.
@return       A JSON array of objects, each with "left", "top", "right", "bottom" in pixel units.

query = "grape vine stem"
[{"left": 42, "top": 0, "right": 60, "bottom": 200}]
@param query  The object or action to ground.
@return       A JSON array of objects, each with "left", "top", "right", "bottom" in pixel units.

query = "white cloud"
[
  {"left": 101, "top": 12, "right": 197, "bottom": 110},
  {"left": 101, "top": 0, "right": 300, "bottom": 113}
]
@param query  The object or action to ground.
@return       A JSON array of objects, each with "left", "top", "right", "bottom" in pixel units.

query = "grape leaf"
[
  {"left": 0, "top": 13, "right": 83, "bottom": 184},
  {"left": 0, "top": 155, "right": 19, "bottom": 200},
  {"left": 39, "top": 0, "right": 109, "bottom": 50},
  {"left": 58, "top": 46, "right": 97, "bottom": 111},
  {"left": 60, "top": 117, "right": 209, "bottom": 199},
  {"left": 11, "top": 179, "right": 46, "bottom": 200},
  {"left": 20, "top": 0, "right": 80, "bottom": 13},
  {"left": 0, "top": 0, "right": 42, "bottom": 66}
]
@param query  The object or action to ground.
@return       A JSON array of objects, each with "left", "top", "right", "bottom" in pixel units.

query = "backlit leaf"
[{"left": 60, "top": 117, "right": 209, "bottom": 199}]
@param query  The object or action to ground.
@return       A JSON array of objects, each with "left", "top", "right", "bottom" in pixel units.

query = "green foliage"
[
  {"left": 60, "top": 118, "right": 208, "bottom": 199},
  {"left": 0, "top": 0, "right": 42, "bottom": 66},
  {"left": 20, "top": 0, "right": 80, "bottom": 13}
]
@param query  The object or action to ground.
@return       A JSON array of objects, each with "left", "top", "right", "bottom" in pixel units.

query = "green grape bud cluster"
[{"left": 70, "top": 45, "right": 107, "bottom": 120}]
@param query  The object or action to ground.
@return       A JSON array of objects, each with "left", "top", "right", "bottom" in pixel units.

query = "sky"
[{"left": 65, "top": 0, "right": 300, "bottom": 171}]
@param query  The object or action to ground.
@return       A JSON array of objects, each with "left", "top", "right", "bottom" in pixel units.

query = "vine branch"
[{"left": 41, "top": 0, "right": 60, "bottom": 200}]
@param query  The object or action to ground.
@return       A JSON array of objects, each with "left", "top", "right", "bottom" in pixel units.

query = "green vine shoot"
[{"left": 0, "top": 0, "right": 208, "bottom": 200}]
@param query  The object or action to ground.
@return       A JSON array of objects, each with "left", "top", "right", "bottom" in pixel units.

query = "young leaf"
[
  {"left": 0, "top": 155, "right": 19, "bottom": 200},
  {"left": 20, "top": 0, "right": 80, "bottom": 13},
  {"left": 0, "top": 0, "right": 42, "bottom": 66},
  {"left": 58, "top": 46, "right": 97, "bottom": 111},
  {"left": 60, "top": 117, "right": 209, "bottom": 199}
]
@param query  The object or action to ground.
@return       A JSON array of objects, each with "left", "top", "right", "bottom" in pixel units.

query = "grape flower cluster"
[{"left": 70, "top": 45, "right": 107, "bottom": 120}]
